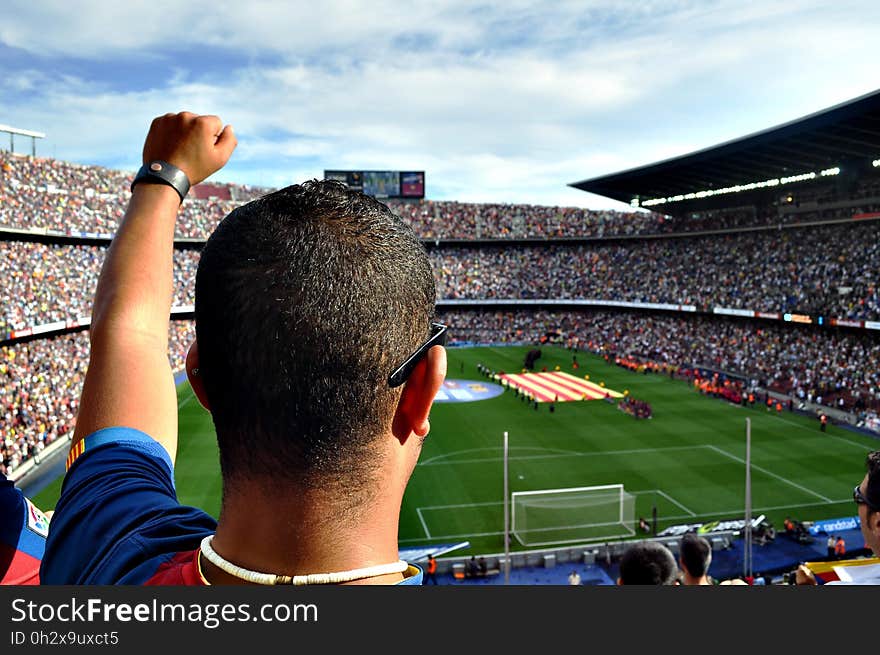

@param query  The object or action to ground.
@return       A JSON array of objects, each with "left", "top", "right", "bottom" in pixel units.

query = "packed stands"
[
  {"left": 0, "top": 150, "right": 267, "bottom": 239},
  {"left": 4, "top": 149, "right": 879, "bottom": 242},
  {"left": 1, "top": 216, "right": 878, "bottom": 339},
  {"left": 430, "top": 220, "right": 880, "bottom": 320},
  {"left": 1, "top": 321, "right": 194, "bottom": 477},
  {"left": 2, "top": 148, "right": 880, "bottom": 476},
  {"left": 23, "top": 305, "right": 879, "bottom": 478},
  {"left": 0, "top": 242, "right": 198, "bottom": 332},
  {"left": 437, "top": 309, "right": 880, "bottom": 416}
]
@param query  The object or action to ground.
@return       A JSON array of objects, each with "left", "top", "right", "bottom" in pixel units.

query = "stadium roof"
[{"left": 570, "top": 88, "right": 880, "bottom": 210}]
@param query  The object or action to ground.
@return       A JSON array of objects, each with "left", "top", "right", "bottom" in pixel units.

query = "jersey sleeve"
[
  {"left": 0, "top": 478, "right": 48, "bottom": 585},
  {"left": 40, "top": 427, "right": 217, "bottom": 585}
]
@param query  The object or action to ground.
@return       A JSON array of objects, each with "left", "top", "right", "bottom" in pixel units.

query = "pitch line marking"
[
  {"left": 765, "top": 413, "right": 874, "bottom": 451},
  {"left": 420, "top": 499, "right": 509, "bottom": 510},
  {"left": 654, "top": 489, "right": 697, "bottom": 517},
  {"left": 398, "top": 498, "right": 854, "bottom": 544},
  {"left": 419, "top": 444, "right": 702, "bottom": 467},
  {"left": 705, "top": 444, "right": 833, "bottom": 503},
  {"left": 400, "top": 529, "right": 504, "bottom": 543},
  {"left": 418, "top": 491, "right": 699, "bottom": 516},
  {"left": 419, "top": 446, "right": 580, "bottom": 466},
  {"left": 415, "top": 507, "right": 432, "bottom": 539},
  {"left": 414, "top": 494, "right": 853, "bottom": 517},
  {"left": 628, "top": 488, "right": 696, "bottom": 516}
]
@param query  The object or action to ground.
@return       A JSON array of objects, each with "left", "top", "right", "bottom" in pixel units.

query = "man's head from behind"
[
  {"left": 678, "top": 532, "right": 712, "bottom": 584},
  {"left": 189, "top": 180, "right": 442, "bottom": 508},
  {"left": 617, "top": 540, "right": 678, "bottom": 585}
]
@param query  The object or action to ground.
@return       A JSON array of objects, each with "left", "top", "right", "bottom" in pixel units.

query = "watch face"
[{"left": 131, "top": 161, "right": 188, "bottom": 202}]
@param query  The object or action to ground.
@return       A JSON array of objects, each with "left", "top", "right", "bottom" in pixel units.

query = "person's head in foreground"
[
  {"left": 678, "top": 532, "right": 713, "bottom": 585},
  {"left": 617, "top": 540, "right": 679, "bottom": 585},
  {"left": 855, "top": 450, "right": 880, "bottom": 556},
  {"left": 796, "top": 449, "right": 880, "bottom": 585},
  {"left": 187, "top": 179, "right": 448, "bottom": 584},
  {"left": 40, "top": 114, "right": 447, "bottom": 586}
]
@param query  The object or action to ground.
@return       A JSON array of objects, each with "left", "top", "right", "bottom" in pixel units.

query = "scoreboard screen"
[
  {"left": 324, "top": 170, "right": 363, "bottom": 192},
  {"left": 400, "top": 171, "right": 424, "bottom": 198},
  {"left": 324, "top": 170, "right": 425, "bottom": 199},
  {"left": 363, "top": 171, "right": 399, "bottom": 198}
]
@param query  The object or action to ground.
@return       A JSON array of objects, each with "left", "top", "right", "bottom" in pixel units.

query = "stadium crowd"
[
  {"left": 4, "top": 149, "right": 879, "bottom": 241},
  {"left": 0, "top": 320, "right": 194, "bottom": 477},
  {"left": 437, "top": 309, "right": 880, "bottom": 416},
  {"left": 13, "top": 306, "right": 879, "bottom": 476},
  {"left": 2, "top": 148, "right": 880, "bottom": 478},
  {"left": 3, "top": 219, "right": 879, "bottom": 335},
  {"left": 431, "top": 221, "right": 880, "bottom": 320},
  {"left": 0, "top": 242, "right": 199, "bottom": 332},
  {"left": 0, "top": 151, "right": 265, "bottom": 239}
]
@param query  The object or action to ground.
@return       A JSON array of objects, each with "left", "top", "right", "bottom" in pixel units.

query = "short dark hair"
[
  {"left": 865, "top": 451, "right": 880, "bottom": 510},
  {"left": 194, "top": 180, "right": 436, "bottom": 503},
  {"left": 679, "top": 533, "right": 712, "bottom": 578},
  {"left": 618, "top": 541, "right": 678, "bottom": 585}
]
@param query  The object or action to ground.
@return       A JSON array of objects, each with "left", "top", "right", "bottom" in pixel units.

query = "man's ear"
[
  {"left": 185, "top": 341, "right": 211, "bottom": 411},
  {"left": 391, "top": 345, "right": 447, "bottom": 443},
  {"left": 869, "top": 510, "right": 880, "bottom": 543}
]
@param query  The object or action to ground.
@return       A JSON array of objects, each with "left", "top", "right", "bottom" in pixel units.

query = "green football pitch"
[{"left": 32, "top": 345, "right": 878, "bottom": 555}]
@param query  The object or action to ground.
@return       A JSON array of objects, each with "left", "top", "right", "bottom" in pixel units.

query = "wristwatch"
[{"left": 130, "top": 160, "right": 191, "bottom": 203}]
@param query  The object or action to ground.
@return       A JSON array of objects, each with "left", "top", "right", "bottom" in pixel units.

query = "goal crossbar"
[{"left": 511, "top": 484, "right": 635, "bottom": 547}]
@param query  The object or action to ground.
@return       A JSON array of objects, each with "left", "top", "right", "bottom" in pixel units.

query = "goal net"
[{"left": 511, "top": 484, "right": 636, "bottom": 547}]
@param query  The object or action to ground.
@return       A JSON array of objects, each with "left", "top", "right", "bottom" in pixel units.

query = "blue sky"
[{"left": 1, "top": 0, "right": 878, "bottom": 210}]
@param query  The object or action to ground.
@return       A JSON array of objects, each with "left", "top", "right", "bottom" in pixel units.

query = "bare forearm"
[
  {"left": 74, "top": 185, "right": 182, "bottom": 445},
  {"left": 90, "top": 184, "right": 180, "bottom": 346},
  {"left": 70, "top": 111, "right": 236, "bottom": 456}
]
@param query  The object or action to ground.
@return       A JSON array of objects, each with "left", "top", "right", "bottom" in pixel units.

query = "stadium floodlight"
[
  {"left": 873, "top": 159, "right": 880, "bottom": 168},
  {"left": 639, "top": 165, "right": 842, "bottom": 207},
  {"left": 779, "top": 172, "right": 816, "bottom": 185},
  {"left": 0, "top": 124, "right": 46, "bottom": 139},
  {"left": 0, "top": 124, "right": 46, "bottom": 156},
  {"left": 511, "top": 484, "right": 636, "bottom": 547}
]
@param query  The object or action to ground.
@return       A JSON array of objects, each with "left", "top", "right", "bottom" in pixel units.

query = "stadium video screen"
[
  {"left": 400, "top": 171, "right": 424, "bottom": 198},
  {"left": 323, "top": 170, "right": 425, "bottom": 199},
  {"left": 363, "top": 171, "right": 400, "bottom": 198},
  {"left": 324, "top": 170, "right": 363, "bottom": 192}
]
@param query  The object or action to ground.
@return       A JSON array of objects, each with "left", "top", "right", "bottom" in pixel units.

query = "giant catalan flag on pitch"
[{"left": 495, "top": 371, "right": 623, "bottom": 403}]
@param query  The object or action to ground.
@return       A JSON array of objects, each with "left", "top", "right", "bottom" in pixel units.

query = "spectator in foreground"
[
  {"left": 0, "top": 473, "right": 50, "bottom": 584},
  {"left": 796, "top": 450, "right": 880, "bottom": 585},
  {"left": 41, "top": 112, "right": 447, "bottom": 585},
  {"left": 617, "top": 540, "right": 679, "bottom": 585},
  {"left": 678, "top": 533, "right": 714, "bottom": 586}
]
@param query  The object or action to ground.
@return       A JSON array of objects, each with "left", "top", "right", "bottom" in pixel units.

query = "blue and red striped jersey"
[
  {"left": 40, "top": 427, "right": 422, "bottom": 585},
  {"left": 0, "top": 474, "right": 49, "bottom": 585}
]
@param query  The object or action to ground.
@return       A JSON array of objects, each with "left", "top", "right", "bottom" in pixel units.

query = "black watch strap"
[{"left": 130, "top": 160, "right": 191, "bottom": 203}]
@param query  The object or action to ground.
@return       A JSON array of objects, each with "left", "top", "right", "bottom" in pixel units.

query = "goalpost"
[{"left": 510, "top": 484, "right": 637, "bottom": 547}]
